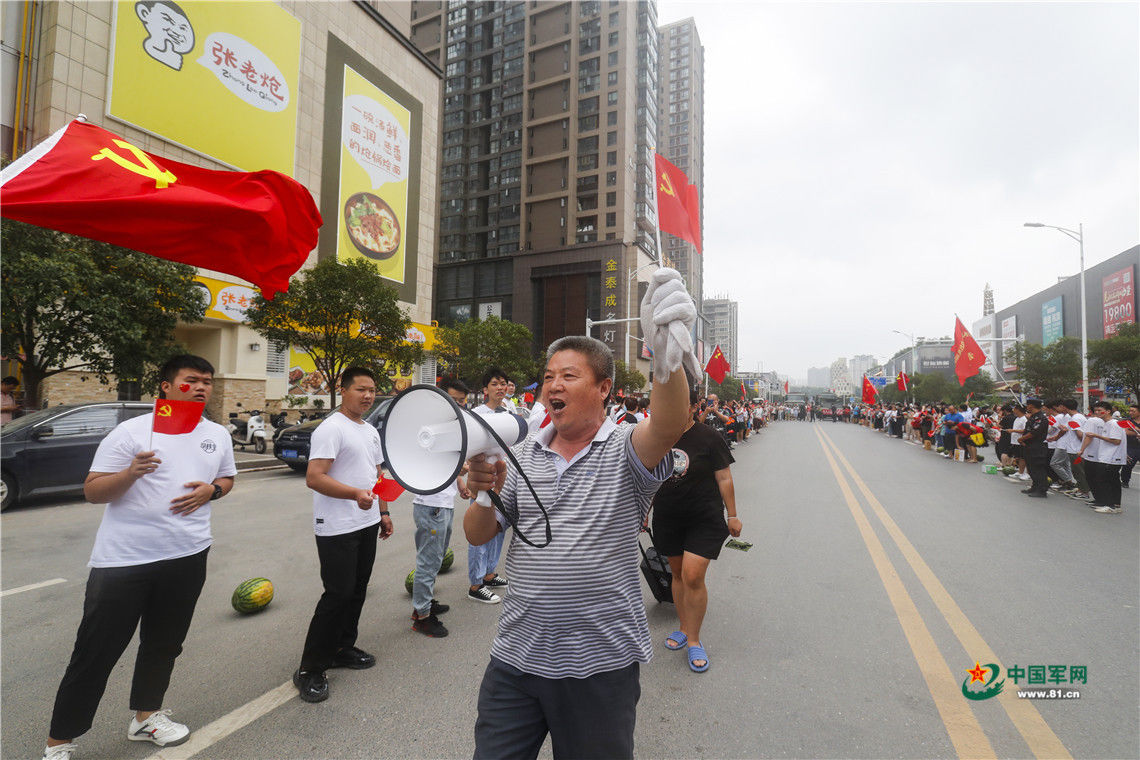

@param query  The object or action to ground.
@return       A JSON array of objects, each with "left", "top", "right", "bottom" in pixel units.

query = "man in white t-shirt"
[
  {"left": 409, "top": 376, "right": 473, "bottom": 638},
  {"left": 1056, "top": 399, "right": 1090, "bottom": 497},
  {"left": 1084, "top": 401, "right": 1127, "bottom": 513},
  {"left": 294, "top": 367, "right": 391, "bottom": 703},
  {"left": 43, "top": 355, "right": 235, "bottom": 760},
  {"left": 465, "top": 367, "right": 513, "bottom": 604}
]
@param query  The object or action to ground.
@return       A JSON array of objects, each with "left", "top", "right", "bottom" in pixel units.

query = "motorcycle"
[
  {"left": 227, "top": 403, "right": 267, "bottom": 453},
  {"left": 269, "top": 410, "right": 291, "bottom": 442}
]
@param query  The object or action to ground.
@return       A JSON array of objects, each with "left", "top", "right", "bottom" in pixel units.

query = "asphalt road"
[{"left": 2, "top": 420, "right": 1137, "bottom": 759}]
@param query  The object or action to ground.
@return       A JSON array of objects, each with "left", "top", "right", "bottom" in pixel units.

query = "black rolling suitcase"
[{"left": 638, "top": 527, "right": 673, "bottom": 603}]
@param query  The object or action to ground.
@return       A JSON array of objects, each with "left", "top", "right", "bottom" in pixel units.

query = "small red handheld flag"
[
  {"left": 704, "top": 345, "right": 730, "bottom": 384},
  {"left": 0, "top": 119, "right": 321, "bottom": 299},
  {"left": 1119, "top": 420, "right": 1135, "bottom": 430},
  {"left": 372, "top": 474, "right": 405, "bottom": 503},
  {"left": 152, "top": 398, "right": 205, "bottom": 435},
  {"left": 1068, "top": 420, "right": 1081, "bottom": 429}
]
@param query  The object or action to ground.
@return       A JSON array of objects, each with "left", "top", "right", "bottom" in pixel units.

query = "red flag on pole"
[
  {"left": 654, "top": 153, "right": 702, "bottom": 253},
  {"left": 952, "top": 317, "right": 986, "bottom": 386},
  {"left": 0, "top": 119, "right": 321, "bottom": 299},
  {"left": 783, "top": 380, "right": 789, "bottom": 395},
  {"left": 152, "top": 398, "right": 205, "bottom": 435},
  {"left": 897, "top": 372, "right": 910, "bottom": 391},
  {"left": 740, "top": 379, "right": 747, "bottom": 400},
  {"left": 704, "top": 345, "right": 730, "bottom": 384},
  {"left": 862, "top": 375, "right": 877, "bottom": 405}
]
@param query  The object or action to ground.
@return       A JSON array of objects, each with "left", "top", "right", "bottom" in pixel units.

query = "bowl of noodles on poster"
[{"left": 344, "top": 192, "right": 401, "bottom": 260}]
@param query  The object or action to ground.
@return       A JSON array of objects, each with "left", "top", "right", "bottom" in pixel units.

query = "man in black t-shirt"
[{"left": 651, "top": 390, "right": 740, "bottom": 674}]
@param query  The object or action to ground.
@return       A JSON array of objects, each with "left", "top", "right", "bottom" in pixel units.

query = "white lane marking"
[
  {"left": 1, "top": 577, "right": 66, "bottom": 597},
  {"left": 146, "top": 681, "right": 296, "bottom": 760}
]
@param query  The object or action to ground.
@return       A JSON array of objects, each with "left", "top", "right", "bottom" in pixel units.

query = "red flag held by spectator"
[
  {"left": 372, "top": 474, "right": 405, "bottom": 503},
  {"left": 952, "top": 317, "right": 986, "bottom": 386},
  {"left": 897, "top": 372, "right": 910, "bottom": 391},
  {"left": 862, "top": 375, "right": 877, "bottom": 405},
  {"left": 740, "top": 379, "right": 747, "bottom": 400},
  {"left": 654, "top": 153, "right": 702, "bottom": 253},
  {"left": 704, "top": 345, "right": 730, "bottom": 384},
  {"left": 152, "top": 398, "right": 204, "bottom": 435},
  {"left": 0, "top": 119, "right": 321, "bottom": 299},
  {"left": 783, "top": 380, "right": 789, "bottom": 395}
]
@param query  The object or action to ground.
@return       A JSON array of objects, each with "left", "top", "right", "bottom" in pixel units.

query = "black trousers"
[
  {"left": 49, "top": 549, "right": 209, "bottom": 740},
  {"left": 474, "top": 657, "right": 640, "bottom": 760},
  {"left": 300, "top": 522, "right": 379, "bottom": 672},
  {"left": 1086, "top": 461, "right": 1122, "bottom": 507},
  {"left": 1026, "top": 451, "right": 1051, "bottom": 494}
]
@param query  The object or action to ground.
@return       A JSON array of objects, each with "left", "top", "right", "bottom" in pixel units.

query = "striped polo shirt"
[{"left": 489, "top": 417, "right": 672, "bottom": 679}]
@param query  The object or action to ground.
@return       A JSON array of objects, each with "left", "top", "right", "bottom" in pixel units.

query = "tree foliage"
[
  {"left": 1088, "top": 322, "right": 1140, "bottom": 402},
  {"left": 613, "top": 360, "right": 646, "bottom": 394},
  {"left": 245, "top": 257, "right": 421, "bottom": 408},
  {"left": 433, "top": 315, "right": 537, "bottom": 390},
  {"left": 1004, "top": 336, "right": 1082, "bottom": 400},
  {"left": 1, "top": 219, "right": 205, "bottom": 408},
  {"left": 706, "top": 374, "right": 744, "bottom": 403}
]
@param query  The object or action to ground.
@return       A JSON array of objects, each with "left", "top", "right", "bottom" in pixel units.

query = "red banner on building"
[{"left": 1102, "top": 266, "right": 1136, "bottom": 338}]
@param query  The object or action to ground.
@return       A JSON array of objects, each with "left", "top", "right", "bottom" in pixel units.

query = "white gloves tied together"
[{"left": 639, "top": 267, "right": 700, "bottom": 381}]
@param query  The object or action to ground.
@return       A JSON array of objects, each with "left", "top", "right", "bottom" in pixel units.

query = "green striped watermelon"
[
  {"left": 405, "top": 570, "right": 415, "bottom": 595},
  {"left": 440, "top": 547, "right": 454, "bottom": 573},
  {"left": 232, "top": 577, "right": 274, "bottom": 614}
]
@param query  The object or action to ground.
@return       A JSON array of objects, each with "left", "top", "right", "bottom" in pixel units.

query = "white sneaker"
[
  {"left": 1018, "top": 473, "right": 1031, "bottom": 481},
  {"left": 1093, "top": 505, "right": 1122, "bottom": 514},
  {"left": 43, "top": 744, "right": 77, "bottom": 760},
  {"left": 127, "top": 710, "right": 190, "bottom": 746}
]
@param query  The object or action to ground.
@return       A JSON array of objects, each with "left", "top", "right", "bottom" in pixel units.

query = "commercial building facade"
[
  {"left": 703, "top": 296, "right": 737, "bottom": 372},
  {"left": 2, "top": 0, "right": 441, "bottom": 418}
]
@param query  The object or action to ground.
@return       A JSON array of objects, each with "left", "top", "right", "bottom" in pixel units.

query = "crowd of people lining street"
[{"left": 792, "top": 398, "right": 1136, "bottom": 514}]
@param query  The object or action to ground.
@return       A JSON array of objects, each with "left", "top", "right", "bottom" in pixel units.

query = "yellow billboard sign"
[
  {"left": 335, "top": 66, "right": 412, "bottom": 283},
  {"left": 193, "top": 275, "right": 256, "bottom": 322},
  {"left": 108, "top": 0, "right": 301, "bottom": 175}
]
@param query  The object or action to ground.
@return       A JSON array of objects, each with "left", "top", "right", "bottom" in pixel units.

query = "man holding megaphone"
[{"left": 464, "top": 268, "right": 699, "bottom": 760}]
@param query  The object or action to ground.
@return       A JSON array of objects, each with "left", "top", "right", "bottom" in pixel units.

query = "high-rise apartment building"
[
  {"left": 703, "top": 296, "right": 738, "bottom": 372},
  {"left": 829, "top": 357, "right": 851, "bottom": 396},
  {"left": 806, "top": 366, "right": 831, "bottom": 389},
  {"left": 848, "top": 354, "right": 876, "bottom": 383},
  {"left": 656, "top": 18, "right": 703, "bottom": 311},
  {"left": 411, "top": 0, "right": 662, "bottom": 366}
]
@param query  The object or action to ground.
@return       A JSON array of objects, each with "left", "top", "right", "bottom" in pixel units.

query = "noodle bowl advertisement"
[{"left": 336, "top": 66, "right": 411, "bottom": 283}]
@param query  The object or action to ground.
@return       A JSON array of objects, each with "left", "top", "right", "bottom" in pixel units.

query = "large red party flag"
[
  {"left": 152, "top": 398, "right": 205, "bottom": 435},
  {"left": 862, "top": 375, "right": 877, "bottom": 405},
  {"left": 897, "top": 371, "right": 910, "bottom": 391},
  {"left": 654, "top": 152, "right": 702, "bottom": 253},
  {"left": 783, "top": 380, "right": 789, "bottom": 395},
  {"left": 952, "top": 317, "right": 986, "bottom": 386},
  {"left": 0, "top": 119, "right": 321, "bottom": 298},
  {"left": 704, "top": 345, "right": 730, "bottom": 384},
  {"left": 740, "top": 379, "right": 747, "bottom": 399}
]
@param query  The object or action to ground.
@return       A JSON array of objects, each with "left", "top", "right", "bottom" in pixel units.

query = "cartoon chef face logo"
[
  {"left": 670, "top": 448, "right": 690, "bottom": 479},
  {"left": 135, "top": 0, "right": 195, "bottom": 71}
]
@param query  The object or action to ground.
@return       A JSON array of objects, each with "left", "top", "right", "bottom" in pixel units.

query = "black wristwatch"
[
  {"left": 379, "top": 510, "right": 391, "bottom": 517},
  {"left": 210, "top": 483, "right": 224, "bottom": 501}
]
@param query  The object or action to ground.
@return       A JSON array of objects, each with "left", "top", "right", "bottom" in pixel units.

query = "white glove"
[{"left": 639, "top": 267, "right": 701, "bottom": 381}]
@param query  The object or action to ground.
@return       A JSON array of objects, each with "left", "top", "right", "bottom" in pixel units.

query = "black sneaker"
[
  {"left": 331, "top": 646, "right": 375, "bottom": 670},
  {"left": 430, "top": 599, "right": 450, "bottom": 616},
  {"left": 412, "top": 613, "right": 449, "bottom": 637},
  {"left": 483, "top": 575, "right": 508, "bottom": 588},
  {"left": 293, "top": 669, "right": 329, "bottom": 703},
  {"left": 467, "top": 586, "right": 501, "bottom": 604}
]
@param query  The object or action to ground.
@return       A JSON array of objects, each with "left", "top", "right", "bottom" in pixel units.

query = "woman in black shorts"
[{"left": 651, "top": 390, "right": 741, "bottom": 673}]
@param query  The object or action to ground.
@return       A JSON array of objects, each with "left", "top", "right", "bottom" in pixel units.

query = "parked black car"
[
  {"left": 1, "top": 402, "right": 153, "bottom": 510},
  {"left": 273, "top": 398, "right": 393, "bottom": 473}
]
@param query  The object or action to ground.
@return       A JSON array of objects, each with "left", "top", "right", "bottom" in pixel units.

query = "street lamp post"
[
  {"left": 1024, "top": 222, "right": 1088, "bottom": 411},
  {"left": 892, "top": 329, "right": 917, "bottom": 376}
]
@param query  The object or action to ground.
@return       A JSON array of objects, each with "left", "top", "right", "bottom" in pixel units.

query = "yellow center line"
[
  {"left": 814, "top": 427, "right": 997, "bottom": 759},
  {"left": 818, "top": 427, "right": 1072, "bottom": 760}
]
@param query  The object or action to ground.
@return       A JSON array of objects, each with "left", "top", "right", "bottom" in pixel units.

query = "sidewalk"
[{"left": 233, "top": 450, "right": 285, "bottom": 471}]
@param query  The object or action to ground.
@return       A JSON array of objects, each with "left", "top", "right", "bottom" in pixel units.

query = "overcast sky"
[{"left": 657, "top": 0, "right": 1139, "bottom": 382}]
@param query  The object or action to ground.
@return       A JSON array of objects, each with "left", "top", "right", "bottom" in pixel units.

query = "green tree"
[
  {"left": 707, "top": 374, "right": 743, "bottom": 403},
  {"left": 1004, "top": 336, "right": 1082, "bottom": 399},
  {"left": 1, "top": 219, "right": 205, "bottom": 408},
  {"left": 613, "top": 360, "right": 646, "bottom": 394},
  {"left": 912, "top": 372, "right": 953, "bottom": 404},
  {"left": 1088, "top": 322, "right": 1140, "bottom": 402},
  {"left": 245, "top": 257, "right": 421, "bottom": 409},
  {"left": 434, "top": 315, "right": 537, "bottom": 389}
]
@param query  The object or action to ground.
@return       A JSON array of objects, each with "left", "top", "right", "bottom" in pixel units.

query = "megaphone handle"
[{"left": 475, "top": 453, "right": 500, "bottom": 508}]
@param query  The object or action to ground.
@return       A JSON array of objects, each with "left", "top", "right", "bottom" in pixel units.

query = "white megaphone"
[{"left": 381, "top": 384, "right": 529, "bottom": 507}]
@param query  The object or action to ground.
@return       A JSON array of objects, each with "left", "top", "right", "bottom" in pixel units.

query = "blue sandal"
[
  {"left": 664, "top": 631, "right": 688, "bottom": 650},
  {"left": 687, "top": 644, "right": 709, "bottom": 672}
]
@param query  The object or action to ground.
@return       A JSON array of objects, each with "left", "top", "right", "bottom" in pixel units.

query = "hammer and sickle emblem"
[
  {"left": 658, "top": 171, "right": 677, "bottom": 198},
  {"left": 156, "top": 403, "right": 173, "bottom": 417},
  {"left": 92, "top": 139, "right": 178, "bottom": 189}
]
